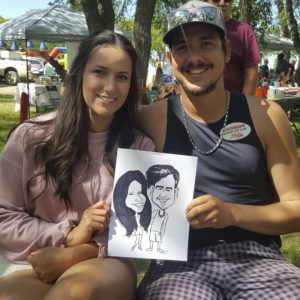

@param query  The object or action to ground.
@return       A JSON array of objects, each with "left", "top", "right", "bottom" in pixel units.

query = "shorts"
[
  {"left": 137, "top": 240, "right": 300, "bottom": 299},
  {"left": 149, "top": 231, "right": 162, "bottom": 243}
]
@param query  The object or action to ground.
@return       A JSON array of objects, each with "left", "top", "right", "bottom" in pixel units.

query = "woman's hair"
[
  {"left": 113, "top": 170, "right": 152, "bottom": 236},
  {"left": 277, "top": 69, "right": 290, "bottom": 87},
  {"left": 12, "top": 30, "right": 139, "bottom": 210}
]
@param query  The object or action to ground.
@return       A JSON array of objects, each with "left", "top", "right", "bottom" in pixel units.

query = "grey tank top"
[{"left": 163, "top": 92, "right": 280, "bottom": 248}]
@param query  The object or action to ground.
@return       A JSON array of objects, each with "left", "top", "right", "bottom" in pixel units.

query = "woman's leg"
[
  {"left": 44, "top": 257, "right": 137, "bottom": 300},
  {"left": 0, "top": 270, "right": 52, "bottom": 300}
]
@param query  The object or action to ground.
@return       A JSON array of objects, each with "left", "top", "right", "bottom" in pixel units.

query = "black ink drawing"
[
  {"left": 145, "top": 165, "right": 179, "bottom": 253},
  {"left": 109, "top": 148, "right": 196, "bottom": 261},
  {"left": 113, "top": 165, "right": 180, "bottom": 253},
  {"left": 113, "top": 170, "right": 152, "bottom": 251}
]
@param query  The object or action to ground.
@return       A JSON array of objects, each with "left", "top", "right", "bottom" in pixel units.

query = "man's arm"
[
  {"left": 242, "top": 64, "right": 259, "bottom": 96},
  {"left": 186, "top": 97, "right": 300, "bottom": 234}
]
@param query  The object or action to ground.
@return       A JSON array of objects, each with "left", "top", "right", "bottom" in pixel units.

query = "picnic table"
[{"left": 273, "top": 96, "right": 300, "bottom": 134}]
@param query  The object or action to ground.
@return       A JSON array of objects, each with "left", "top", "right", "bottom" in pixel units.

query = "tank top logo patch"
[{"left": 220, "top": 122, "right": 251, "bottom": 141}]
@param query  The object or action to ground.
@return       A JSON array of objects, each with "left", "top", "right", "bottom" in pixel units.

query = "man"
[
  {"left": 275, "top": 52, "right": 289, "bottom": 77},
  {"left": 137, "top": 1, "right": 300, "bottom": 299},
  {"left": 288, "top": 59, "right": 296, "bottom": 85},
  {"left": 154, "top": 74, "right": 178, "bottom": 102},
  {"left": 146, "top": 165, "right": 179, "bottom": 253},
  {"left": 204, "top": 0, "right": 261, "bottom": 95},
  {"left": 260, "top": 59, "right": 270, "bottom": 80}
]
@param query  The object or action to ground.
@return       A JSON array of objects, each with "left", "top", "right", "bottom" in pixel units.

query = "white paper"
[{"left": 108, "top": 149, "right": 197, "bottom": 261}]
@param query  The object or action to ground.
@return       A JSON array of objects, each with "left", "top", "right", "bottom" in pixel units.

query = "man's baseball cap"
[
  {"left": 160, "top": 74, "right": 176, "bottom": 85},
  {"left": 163, "top": 0, "right": 226, "bottom": 45}
]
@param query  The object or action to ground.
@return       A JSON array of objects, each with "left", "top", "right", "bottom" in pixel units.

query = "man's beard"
[{"left": 177, "top": 71, "right": 223, "bottom": 96}]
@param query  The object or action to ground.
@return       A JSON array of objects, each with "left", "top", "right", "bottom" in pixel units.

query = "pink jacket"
[{"left": 0, "top": 113, "right": 155, "bottom": 264}]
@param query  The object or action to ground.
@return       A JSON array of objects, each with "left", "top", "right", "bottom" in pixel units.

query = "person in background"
[
  {"left": 288, "top": 59, "right": 296, "bottom": 86},
  {"left": 260, "top": 59, "right": 270, "bottom": 80},
  {"left": 136, "top": 1, "right": 300, "bottom": 298},
  {"left": 276, "top": 68, "right": 291, "bottom": 87},
  {"left": 154, "top": 74, "right": 178, "bottom": 102},
  {"left": 204, "top": 0, "right": 261, "bottom": 95},
  {"left": 0, "top": 30, "right": 155, "bottom": 300},
  {"left": 152, "top": 58, "right": 164, "bottom": 89},
  {"left": 275, "top": 52, "right": 289, "bottom": 77}
]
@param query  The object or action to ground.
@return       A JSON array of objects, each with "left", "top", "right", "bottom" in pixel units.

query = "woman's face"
[
  {"left": 82, "top": 44, "right": 132, "bottom": 132},
  {"left": 125, "top": 180, "right": 146, "bottom": 213}
]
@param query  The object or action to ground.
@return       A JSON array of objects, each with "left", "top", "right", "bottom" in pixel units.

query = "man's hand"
[
  {"left": 185, "top": 195, "right": 235, "bottom": 229},
  {"left": 66, "top": 201, "right": 111, "bottom": 247}
]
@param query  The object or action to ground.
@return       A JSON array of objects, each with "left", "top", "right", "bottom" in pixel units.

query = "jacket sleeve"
[{"left": 0, "top": 126, "right": 73, "bottom": 264}]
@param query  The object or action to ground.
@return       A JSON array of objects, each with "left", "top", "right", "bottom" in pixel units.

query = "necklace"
[{"left": 180, "top": 91, "right": 230, "bottom": 156}]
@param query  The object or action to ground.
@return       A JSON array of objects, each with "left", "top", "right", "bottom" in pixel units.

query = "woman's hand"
[
  {"left": 27, "top": 243, "right": 99, "bottom": 283},
  {"left": 66, "top": 201, "right": 111, "bottom": 247}
]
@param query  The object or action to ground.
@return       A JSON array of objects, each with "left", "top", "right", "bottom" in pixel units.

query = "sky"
[{"left": 0, "top": 0, "right": 51, "bottom": 19}]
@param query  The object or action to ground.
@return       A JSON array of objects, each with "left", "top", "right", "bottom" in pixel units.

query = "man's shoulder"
[
  {"left": 137, "top": 99, "right": 169, "bottom": 151},
  {"left": 138, "top": 99, "right": 168, "bottom": 120},
  {"left": 226, "top": 19, "right": 254, "bottom": 33}
]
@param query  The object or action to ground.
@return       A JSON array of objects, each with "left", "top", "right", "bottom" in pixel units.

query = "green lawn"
[
  {"left": 0, "top": 94, "right": 38, "bottom": 153},
  {"left": 0, "top": 94, "right": 300, "bottom": 282}
]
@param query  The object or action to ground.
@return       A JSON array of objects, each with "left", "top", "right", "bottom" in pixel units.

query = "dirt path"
[{"left": 0, "top": 82, "right": 17, "bottom": 95}]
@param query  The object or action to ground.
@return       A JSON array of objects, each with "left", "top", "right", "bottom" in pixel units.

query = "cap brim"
[{"left": 163, "top": 22, "right": 226, "bottom": 45}]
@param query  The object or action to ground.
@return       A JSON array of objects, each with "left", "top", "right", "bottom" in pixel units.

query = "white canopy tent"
[
  {"left": 0, "top": 5, "right": 132, "bottom": 67},
  {"left": 0, "top": 5, "right": 132, "bottom": 43},
  {"left": 258, "top": 33, "right": 294, "bottom": 51}
]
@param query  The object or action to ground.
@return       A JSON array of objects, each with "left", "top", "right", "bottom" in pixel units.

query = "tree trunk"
[
  {"left": 285, "top": 0, "right": 300, "bottom": 85},
  {"left": 275, "top": 0, "right": 291, "bottom": 60},
  {"left": 133, "top": 0, "right": 156, "bottom": 88},
  {"left": 80, "top": 0, "right": 114, "bottom": 33},
  {"left": 238, "top": 0, "right": 251, "bottom": 23}
]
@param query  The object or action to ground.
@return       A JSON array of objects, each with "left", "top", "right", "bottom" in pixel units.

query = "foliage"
[
  {"left": 48, "top": 0, "right": 83, "bottom": 10},
  {"left": 0, "top": 16, "right": 8, "bottom": 24},
  {"left": 231, "top": 0, "right": 273, "bottom": 39},
  {"left": 0, "top": 95, "right": 38, "bottom": 154},
  {"left": 281, "top": 233, "right": 300, "bottom": 267}
]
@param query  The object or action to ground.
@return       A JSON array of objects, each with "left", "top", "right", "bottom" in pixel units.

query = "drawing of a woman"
[{"left": 113, "top": 170, "right": 152, "bottom": 251}]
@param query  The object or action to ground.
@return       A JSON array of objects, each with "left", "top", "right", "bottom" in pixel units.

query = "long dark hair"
[
  {"left": 10, "top": 30, "right": 139, "bottom": 210},
  {"left": 113, "top": 170, "right": 152, "bottom": 236}
]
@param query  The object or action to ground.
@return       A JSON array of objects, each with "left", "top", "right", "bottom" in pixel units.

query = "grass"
[
  {"left": 0, "top": 94, "right": 300, "bottom": 282},
  {"left": 0, "top": 94, "right": 38, "bottom": 153}
]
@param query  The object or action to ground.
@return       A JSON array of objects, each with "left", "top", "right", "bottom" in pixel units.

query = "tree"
[
  {"left": 238, "top": 0, "right": 251, "bottom": 23},
  {"left": 275, "top": 0, "right": 291, "bottom": 60},
  {"left": 285, "top": 0, "right": 300, "bottom": 84},
  {"left": 80, "top": 0, "right": 114, "bottom": 32},
  {"left": 132, "top": 0, "right": 156, "bottom": 87}
]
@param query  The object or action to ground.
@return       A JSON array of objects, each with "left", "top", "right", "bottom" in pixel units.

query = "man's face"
[
  {"left": 150, "top": 174, "right": 178, "bottom": 211},
  {"left": 206, "top": 0, "right": 232, "bottom": 22},
  {"left": 167, "top": 25, "right": 230, "bottom": 97}
]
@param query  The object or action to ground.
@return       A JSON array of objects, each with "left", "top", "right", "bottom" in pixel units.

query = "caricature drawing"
[
  {"left": 113, "top": 170, "right": 152, "bottom": 251},
  {"left": 146, "top": 165, "right": 179, "bottom": 253}
]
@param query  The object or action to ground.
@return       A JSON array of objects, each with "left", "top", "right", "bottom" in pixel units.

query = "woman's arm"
[{"left": 27, "top": 243, "right": 99, "bottom": 283}]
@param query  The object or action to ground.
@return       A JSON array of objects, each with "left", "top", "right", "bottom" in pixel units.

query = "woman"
[
  {"left": 277, "top": 69, "right": 291, "bottom": 87},
  {"left": 113, "top": 170, "right": 152, "bottom": 251},
  {"left": 0, "top": 30, "right": 155, "bottom": 299}
]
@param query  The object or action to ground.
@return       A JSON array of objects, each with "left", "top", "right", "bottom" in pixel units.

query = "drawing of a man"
[{"left": 146, "top": 165, "right": 179, "bottom": 253}]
